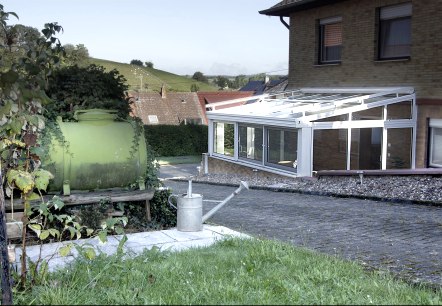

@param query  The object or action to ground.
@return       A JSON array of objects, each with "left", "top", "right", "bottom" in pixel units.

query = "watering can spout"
[{"left": 202, "top": 181, "right": 249, "bottom": 223}]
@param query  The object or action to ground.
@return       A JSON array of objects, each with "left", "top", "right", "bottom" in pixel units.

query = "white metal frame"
[
  {"left": 429, "top": 119, "right": 442, "bottom": 168},
  {"left": 207, "top": 87, "right": 417, "bottom": 177}
]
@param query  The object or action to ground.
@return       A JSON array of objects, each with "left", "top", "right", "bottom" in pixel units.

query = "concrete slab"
[{"left": 12, "top": 225, "right": 249, "bottom": 273}]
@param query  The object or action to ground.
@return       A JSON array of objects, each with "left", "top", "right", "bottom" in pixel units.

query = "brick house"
[{"left": 204, "top": 0, "right": 442, "bottom": 177}]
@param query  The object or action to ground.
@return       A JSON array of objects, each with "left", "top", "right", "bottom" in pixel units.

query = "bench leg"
[{"left": 145, "top": 200, "right": 152, "bottom": 222}]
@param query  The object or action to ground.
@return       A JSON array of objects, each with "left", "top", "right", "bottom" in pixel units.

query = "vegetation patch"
[{"left": 14, "top": 238, "right": 442, "bottom": 305}]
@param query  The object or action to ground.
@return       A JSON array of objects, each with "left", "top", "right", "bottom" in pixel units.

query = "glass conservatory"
[{"left": 206, "top": 87, "right": 417, "bottom": 177}]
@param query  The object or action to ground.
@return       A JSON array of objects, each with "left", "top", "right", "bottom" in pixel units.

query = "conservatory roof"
[{"left": 206, "top": 87, "right": 415, "bottom": 127}]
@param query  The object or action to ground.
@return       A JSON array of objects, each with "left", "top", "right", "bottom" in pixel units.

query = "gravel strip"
[{"left": 177, "top": 173, "right": 442, "bottom": 205}]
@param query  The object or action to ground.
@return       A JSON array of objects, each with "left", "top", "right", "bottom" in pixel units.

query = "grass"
[
  {"left": 156, "top": 155, "right": 202, "bottom": 165},
  {"left": 91, "top": 58, "right": 218, "bottom": 92},
  {"left": 15, "top": 238, "right": 441, "bottom": 305}
]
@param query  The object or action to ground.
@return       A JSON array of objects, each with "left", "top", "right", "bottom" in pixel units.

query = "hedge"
[{"left": 144, "top": 124, "right": 208, "bottom": 157}]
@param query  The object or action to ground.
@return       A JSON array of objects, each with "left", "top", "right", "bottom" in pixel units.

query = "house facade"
[
  {"left": 203, "top": 0, "right": 441, "bottom": 178},
  {"left": 260, "top": 0, "right": 442, "bottom": 169}
]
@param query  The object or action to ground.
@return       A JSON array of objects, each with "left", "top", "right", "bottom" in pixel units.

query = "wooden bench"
[{"left": 5, "top": 188, "right": 155, "bottom": 239}]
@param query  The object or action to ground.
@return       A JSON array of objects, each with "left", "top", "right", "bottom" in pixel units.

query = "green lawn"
[{"left": 15, "top": 238, "right": 441, "bottom": 305}]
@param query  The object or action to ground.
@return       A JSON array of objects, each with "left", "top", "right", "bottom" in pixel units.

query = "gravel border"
[{"left": 169, "top": 173, "right": 442, "bottom": 206}]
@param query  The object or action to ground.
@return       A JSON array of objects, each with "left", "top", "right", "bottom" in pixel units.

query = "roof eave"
[{"left": 259, "top": 0, "right": 348, "bottom": 17}]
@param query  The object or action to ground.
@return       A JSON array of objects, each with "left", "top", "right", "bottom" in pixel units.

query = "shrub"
[{"left": 144, "top": 124, "right": 208, "bottom": 156}]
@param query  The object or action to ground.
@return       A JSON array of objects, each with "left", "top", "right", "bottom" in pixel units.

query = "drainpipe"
[{"left": 280, "top": 16, "right": 290, "bottom": 30}]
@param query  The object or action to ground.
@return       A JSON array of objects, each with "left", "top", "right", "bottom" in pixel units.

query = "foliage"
[
  {"left": 62, "top": 43, "right": 89, "bottom": 67},
  {"left": 130, "top": 59, "right": 143, "bottom": 66},
  {"left": 192, "top": 71, "right": 208, "bottom": 83},
  {"left": 144, "top": 124, "right": 208, "bottom": 157},
  {"left": 190, "top": 83, "right": 199, "bottom": 92},
  {"left": 45, "top": 64, "right": 132, "bottom": 121},
  {"left": 232, "top": 74, "right": 248, "bottom": 89},
  {"left": 214, "top": 75, "right": 232, "bottom": 89},
  {"left": 144, "top": 61, "right": 153, "bottom": 68},
  {"left": 14, "top": 238, "right": 442, "bottom": 305},
  {"left": 149, "top": 188, "right": 176, "bottom": 228}
]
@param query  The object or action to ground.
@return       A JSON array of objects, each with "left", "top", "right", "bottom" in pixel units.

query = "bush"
[{"left": 144, "top": 124, "right": 208, "bottom": 156}]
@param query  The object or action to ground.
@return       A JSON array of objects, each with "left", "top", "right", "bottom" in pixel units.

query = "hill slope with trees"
[{"left": 91, "top": 58, "right": 218, "bottom": 93}]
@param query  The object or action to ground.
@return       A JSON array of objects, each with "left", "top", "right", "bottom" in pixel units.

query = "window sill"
[
  {"left": 374, "top": 58, "right": 410, "bottom": 63},
  {"left": 313, "top": 62, "right": 341, "bottom": 67}
]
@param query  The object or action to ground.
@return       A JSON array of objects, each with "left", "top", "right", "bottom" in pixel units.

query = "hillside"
[{"left": 91, "top": 58, "right": 218, "bottom": 93}]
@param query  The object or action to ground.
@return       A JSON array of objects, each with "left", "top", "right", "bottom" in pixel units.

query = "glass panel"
[
  {"left": 352, "top": 107, "right": 383, "bottom": 120},
  {"left": 313, "top": 129, "right": 347, "bottom": 171},
  {"left": 430, "top": 127, "right": 442, "bottom": 167},
  {"left": 387, "top": 101, "right": 412, "bottom": 119},
  {"left": 379, "top": 17, "right": 411, "bottom": 59},
  {"left": 239, "top": 125, "right": 263, "bottom": 162},
  {"left": 267, "top": 129, "right": 298, "bottom": 171},
  {"left": 314, "top": 114, "right": 348, "bottom": 122},
  {"left": 350, "top": 128, "right": 382, "bottom": 170},
  {"left": 214, "top": 122, "right": 234, "bottom": 157},
  {"left": 387, "top": 128, "right": 412, "bottom": 169}
]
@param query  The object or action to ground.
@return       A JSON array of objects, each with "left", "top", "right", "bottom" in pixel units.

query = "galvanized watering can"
[{"left": 168, "top": 180, "right": 249, "bottom": 232}]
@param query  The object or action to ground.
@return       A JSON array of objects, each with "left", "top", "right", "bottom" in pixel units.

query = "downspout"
[{"left": 280, "top": 16, "right": 290, "bottom": 30}]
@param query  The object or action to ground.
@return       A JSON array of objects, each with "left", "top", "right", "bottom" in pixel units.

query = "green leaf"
[
  {"left": 59, "top": 244, "right": 72, "bottom": 257},
  {"left": 6, "top": 169, "right": 34, "bottom": 193},
  {"left": 39, "top": 230, "right": 50, "bottom": 240},
  {"left": 49, "top": 228, "right": 60, "bottom": 238},
  {"left": 98, "top": 231, "right": 107, "bottom": 243},
  {"left": 115, "top": 227, "right": 124, "bottom": 235},
  {"left": 68, "top": 227, "right": 75, "bottom": 240},
  {"left": 28, "top": 223, "right": 42, "bottom": 236},
  {"left": 33, "top": 169, "right": 54, "bottom": 191},
  {"left": 51, "top": 196, "right": 64, "bottom": 210},
  {"left": 86, "top": 228, "right": 94, "bottom": 236},
  {"left": 84, "top": 247, "right": 96, "bottom": 260}
]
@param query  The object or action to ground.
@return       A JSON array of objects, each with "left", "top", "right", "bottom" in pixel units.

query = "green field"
[{"left": 91, "top": 58, "right": 218, "bottom": 93}]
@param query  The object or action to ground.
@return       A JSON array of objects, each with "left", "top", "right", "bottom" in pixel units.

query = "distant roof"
[
  {"left": 239, "top": 81, "right": 267, "bottom": 95},
  {"left": 240, "top": 78, "right": 288, "bottom": 95},
  {"left": 130, "top": 91, "right": 204, "bottom": 125},
  {"left": 259, "top": 0, "right": 348, "bottom": 17}
]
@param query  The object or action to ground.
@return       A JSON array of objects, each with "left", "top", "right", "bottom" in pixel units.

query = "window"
[
  {"left": 214, "top": 122, "right": 234, "bottom": 157},
  {"left": 319, "top": 16, "right": 342, "bottom": 64},
  {"left": 239, "top": 125, "right": 263, "bottom": 163},
  {"left": 147, "top": 115, "right": 158, "bottom": 124},
  {"left": 266, "top": 128, "right": 298, "bottom": 171},
  {"left": 378, "top": 3, "right": 412, "bottom": 60},
  {"left": 429, "top": 119, "right": 442, "bottom": 167}
]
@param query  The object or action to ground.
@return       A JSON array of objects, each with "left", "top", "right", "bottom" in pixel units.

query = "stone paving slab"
[
  {"left": 164, "top": 180, "right": 442, "bottom": 287},
  {"left": 12, "top": 225, "right": 249, "bottom": 273}
]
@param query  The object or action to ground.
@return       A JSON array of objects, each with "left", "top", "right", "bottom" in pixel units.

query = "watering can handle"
[{"left": 168, "top": 194, "right": 178, "bottom": 210}]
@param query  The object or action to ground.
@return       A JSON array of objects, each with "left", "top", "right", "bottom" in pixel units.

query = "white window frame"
[{"left": 429, "top": 119, "right": 442, "bottom": 168}]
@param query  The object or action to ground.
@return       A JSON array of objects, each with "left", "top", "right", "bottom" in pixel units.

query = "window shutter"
[
  {"left": 380, "top": 2, "right": 412, "bottom": 20},
  {"left": 324, "top": 23, "right": 342, "bottom": 47}
]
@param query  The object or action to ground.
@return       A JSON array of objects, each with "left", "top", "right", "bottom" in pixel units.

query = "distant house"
[
  {"left": 196, "top": 91, "right": 254, "bottom": 124},
  {"left": 203, "top": 0, "right": 442, "bottom": 178},
  {"left": 130, "top": 86, "right": 204, "bottom": 125}
]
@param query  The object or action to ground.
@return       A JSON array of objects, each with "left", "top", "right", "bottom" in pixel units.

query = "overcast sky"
[{"left": 2, "top": 0, "right": 289, "bottom": 76}]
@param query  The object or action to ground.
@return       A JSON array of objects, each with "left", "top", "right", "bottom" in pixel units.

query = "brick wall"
[
  {"left": 287, "top": 0, "right": 442, "bottom": 100},
  {"left": 207, "top": 157, "right": 290, "bottom": 180}
]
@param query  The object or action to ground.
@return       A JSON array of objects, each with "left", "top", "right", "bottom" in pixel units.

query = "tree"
[
  {"left": 192, "top": 71, "right": 208, "bottom": 83},
  {"left": 62, "top": 43, "right": 89, "bottom": 67},
  {"left": 214, "top": 76, "right": 232, "bottom": 89},
  {"left": 0, "top": 4, "right": 65, "bottom": 294},
  {"left": 232, "top": 74, "right": 247, "bottom": 89},
  {"left": 144, "top": 61, "right": 153, "bottom": 68},
  {"left": 45, "top": 64, "right": 132, "bottom": 121},
  {"left": 130, "top": 59, "right": 143, "bottom": 66},
  {"left": 190, "top": 84, "right": 199, "bottom": 92}
]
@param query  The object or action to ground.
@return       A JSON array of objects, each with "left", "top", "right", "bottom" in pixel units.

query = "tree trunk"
[{"left": 0, "top": 168, "right": 13, "bottom": 305}]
